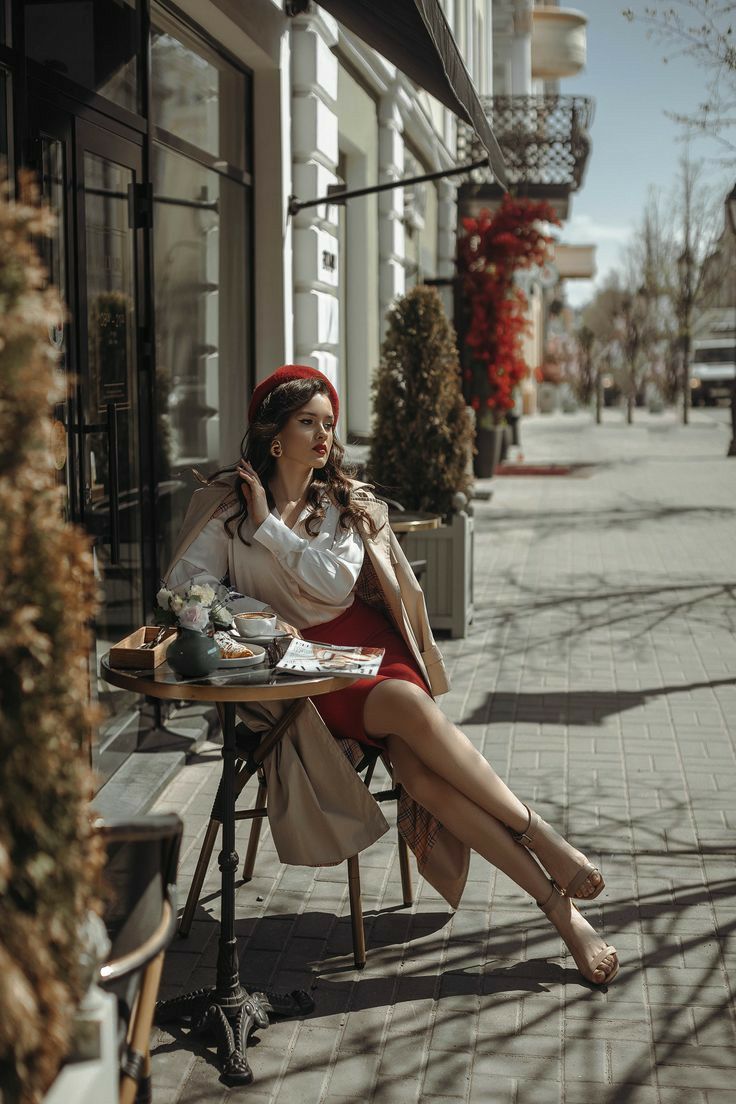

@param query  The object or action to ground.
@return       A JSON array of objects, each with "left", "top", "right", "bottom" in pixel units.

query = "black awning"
[{"left": 292, "top": 0, "right": 507, "bottom": 187}]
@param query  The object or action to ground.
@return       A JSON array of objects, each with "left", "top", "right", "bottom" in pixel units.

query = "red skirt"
[{"left": 302, "top": 595, "right": 430, "bottom": 747}]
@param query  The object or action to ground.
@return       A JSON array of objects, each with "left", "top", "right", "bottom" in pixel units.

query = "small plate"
[{"left": 217, "top": 643, "right": 266, "bottom": 668}]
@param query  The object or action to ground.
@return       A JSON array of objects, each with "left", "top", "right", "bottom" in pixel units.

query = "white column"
[
  {"left": 290, "top": 10, "right": 340, "bottom": 390},
  {"left": 378, "top": 90, "right": 406, "bottom": 337},
  {"left": 512, "top": 0, "right": 533, "bottom": 96},
  {"left": 485, "top": 0, "right": 494, "bottom": 96},
  {"left": 437, "top": 177, "right": 459, "bottom": 322}
]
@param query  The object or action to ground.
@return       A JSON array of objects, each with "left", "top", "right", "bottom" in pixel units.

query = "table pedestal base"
[{"left": 155, "top": 986, "right": 314, "bottom": 1085}]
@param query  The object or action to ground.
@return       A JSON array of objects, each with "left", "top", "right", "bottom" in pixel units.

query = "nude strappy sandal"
[
  {"left": 538, "top": 882, "right": 620, "bottom": 986},
  {"left": 511, "top": 804, "right": 605, "bottom": 900}
]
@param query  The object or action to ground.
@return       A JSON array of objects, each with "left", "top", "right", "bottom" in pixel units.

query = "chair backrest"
[{"left": 96, "top": 814, "right": 182, "bottom": 997}]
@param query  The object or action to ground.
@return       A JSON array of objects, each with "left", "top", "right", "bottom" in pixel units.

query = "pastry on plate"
[{"left": 213, "top": 631, "right": 254, "bottom": 660}]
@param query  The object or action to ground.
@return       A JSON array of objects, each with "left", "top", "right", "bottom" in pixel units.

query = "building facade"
[
  {"left": 1, "top": 0, "right": 593, "bottom": 788},
  {"left": 0, "top": 0, "right": 496, "bottom": 786}
]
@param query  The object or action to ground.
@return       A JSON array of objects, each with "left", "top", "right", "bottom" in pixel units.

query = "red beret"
[{"left": 248, "top": 364, "right": 339, "bottom": 425}]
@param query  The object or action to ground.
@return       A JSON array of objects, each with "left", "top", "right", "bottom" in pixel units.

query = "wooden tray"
[{"left": 109, "top": 626, "right": 176, "bottom": 669}]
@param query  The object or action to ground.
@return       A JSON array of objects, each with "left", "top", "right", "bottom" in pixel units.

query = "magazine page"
[{"left": 275, "top": 638, "right": 384, "bottom": 678}]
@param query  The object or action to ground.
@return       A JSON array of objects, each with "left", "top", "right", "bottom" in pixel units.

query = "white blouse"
[{"left": 167, "top": 498, "right": 365, "bottom": 630}]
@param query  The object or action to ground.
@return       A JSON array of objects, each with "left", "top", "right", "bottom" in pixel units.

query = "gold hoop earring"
[{"left": 270, "top": 439, "right": 282, "bottom": 458}]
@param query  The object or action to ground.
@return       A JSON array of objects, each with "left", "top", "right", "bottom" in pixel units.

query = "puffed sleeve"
[
  {"left": 166, "top": 516, "right": 270, "bottom": 614},
  {"left": 252, "top": 511, "right": 364, "bottom": 606}
]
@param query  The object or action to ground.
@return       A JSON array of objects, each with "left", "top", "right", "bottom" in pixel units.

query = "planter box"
[
  {"left": 537, "top": 381, "right": 559, "bottom": 414},
  {"left": 405, "top": 509, "right": 473, "bottom": 639},
  {"left": 474, "top": 425, "right": 503, "bottom": 479}
]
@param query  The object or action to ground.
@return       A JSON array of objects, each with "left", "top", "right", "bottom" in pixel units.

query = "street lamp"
[
  {"left": 677, "top": 245, "right": 693, "bottom": 426},
  {"left": 725, "top": 183, "right": 736, "bottom": 456}
]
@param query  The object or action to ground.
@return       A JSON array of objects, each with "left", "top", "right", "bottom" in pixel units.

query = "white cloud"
[{"left": 559, "top": 212, "right": 632, "bottom": 246}]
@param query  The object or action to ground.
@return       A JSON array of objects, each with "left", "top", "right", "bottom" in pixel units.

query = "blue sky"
[{"left": 560, "top": 0, "right": 733, "bottom": 306}]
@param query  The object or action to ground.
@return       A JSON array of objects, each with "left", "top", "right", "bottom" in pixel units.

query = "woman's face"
[{"left": 276, "top": 391, "right": 335, "bottom": 470}]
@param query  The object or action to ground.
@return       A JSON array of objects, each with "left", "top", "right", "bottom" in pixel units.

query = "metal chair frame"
[
  {"left": 178, "top": 728, "right": 413, "bottom": 969},
  {"left": 97, "top": 815, "right": 182, "bottom": 1104}
]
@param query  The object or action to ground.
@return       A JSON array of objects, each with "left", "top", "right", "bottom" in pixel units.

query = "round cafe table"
[
  {"left": 100, "top": 653, "right": 356, "bottom": 1086},
  {"left": 387, "top": 511, "right": 441, "bottom": 584},
  {"left": 387, "top": 510, "right": 441, "bottom": 538}
]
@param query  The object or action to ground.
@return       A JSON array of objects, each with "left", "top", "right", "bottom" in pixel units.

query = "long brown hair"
[{"left": 204, "top": 377, "right": 381, "bottom": 543}]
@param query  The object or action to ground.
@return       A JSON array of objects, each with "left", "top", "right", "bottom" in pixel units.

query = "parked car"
[{"left": 690, "top": 338, "right": 736, "bottom": 405}]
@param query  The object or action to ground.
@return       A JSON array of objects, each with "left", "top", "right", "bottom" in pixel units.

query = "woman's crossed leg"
[{"left": 363, "top": 680, "right": 618, "bottom": 985}]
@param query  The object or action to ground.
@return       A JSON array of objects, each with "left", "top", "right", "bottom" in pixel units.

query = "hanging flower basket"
[{"left": 457, "top": 195, "right": 560, "bottom": 440}]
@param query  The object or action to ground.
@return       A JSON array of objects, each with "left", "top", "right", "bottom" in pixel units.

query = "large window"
[
  {"left": 403, "top": 150, "right": 439, "bottom": 289},
  {"left": 23, "top": 0, "right": 141, "bottom": 113},
  {"left": 151, "top": 6, "right": 252, "bottom": 572},
  {"left": 151, "top": 15, "right": 248, "bottom": 169}
]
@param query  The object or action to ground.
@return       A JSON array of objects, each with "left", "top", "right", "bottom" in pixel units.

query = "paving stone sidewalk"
[{"left": 150, "top": 407, "right": 736, "bottom": 1104}]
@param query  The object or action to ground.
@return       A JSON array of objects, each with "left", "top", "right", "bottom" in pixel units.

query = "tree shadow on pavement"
[
  {"left": 460, "top": 675, "right": 736, "bottom": 727},
  {"left": 470, "top": 573, "right": 736, "bottom": 656},
  {"left": 307, "top": 871, "right": 736, "bottom": 1096},
  {"left": 474, "top": 501, "right": 736, "bottom": 542},
  {"left": 155, "top": 819, "right": 736, "bottom": 1098}
]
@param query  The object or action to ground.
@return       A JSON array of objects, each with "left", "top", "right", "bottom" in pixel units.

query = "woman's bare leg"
[
  {"left": 387, "top": 735, "right": 618, "bottom": 984},
  {"left": 364, "top": 681, "right": 528, "bottom": 826},
  {"left": 363, "top": 680, "right": 602, "bottom": 898}
]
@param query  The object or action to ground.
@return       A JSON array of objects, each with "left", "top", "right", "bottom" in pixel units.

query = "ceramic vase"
[{"left": 166, "top": 630, "right": 219, "bottom": 678}]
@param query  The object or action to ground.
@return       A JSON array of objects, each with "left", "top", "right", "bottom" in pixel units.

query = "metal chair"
[
  {"left": 178, "top": 720, "right": 413, "bottom": 969},
  {"left": 97, "top": 813, "right": 183, "bottom": 1104}
]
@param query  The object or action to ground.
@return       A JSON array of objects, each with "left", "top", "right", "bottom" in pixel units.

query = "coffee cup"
[{"left": 234, "top": 610, "right": 278, "bottom": 638}]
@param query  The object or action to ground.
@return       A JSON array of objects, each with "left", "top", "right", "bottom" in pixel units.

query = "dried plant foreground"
[{"left": 0, "top": 180, "right": 104, "bottom": 1104}]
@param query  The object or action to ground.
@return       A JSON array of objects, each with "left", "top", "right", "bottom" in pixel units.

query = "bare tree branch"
[{"left": 623, "top": 1, "right": 736, "bottom": 159}]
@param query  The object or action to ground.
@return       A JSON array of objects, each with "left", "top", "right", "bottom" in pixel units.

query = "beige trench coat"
[{"left": 165, "top": 476, "right": 470, "bottom": 908}]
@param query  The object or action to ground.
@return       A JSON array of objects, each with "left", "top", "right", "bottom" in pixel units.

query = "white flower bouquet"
[{"left": 154, "top": 581, "right": 234, "bottom": 634}]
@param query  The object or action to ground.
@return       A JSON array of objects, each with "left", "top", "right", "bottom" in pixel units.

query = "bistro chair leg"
[
  {"left": 179, "top": 731, "right": 256, "bottom": 937},
  {"left": 346, "top": 854, "right": 366, "bottom": 970},
  {"left": 397, "top": 832, "right": 413, "bottom": 907},
  {"left": 119, "top": 949, "right": 165, "bottom": 1104},
  {"left": 394, "top": 782, "right": 414, "bottom": 907},
  {"left": 179, "top": 818, "right": 220, "bottom": 938},
  {"left": 133, "top": 1052, "right": 152, "bottom": 1104},
  {"left": 242, "top": 772, "right": 268, "bottom": 880}
]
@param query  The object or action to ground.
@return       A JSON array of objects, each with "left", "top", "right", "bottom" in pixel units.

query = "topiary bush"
[
  {"left": 369, "top": 285, "right": 473, "bottom": 518},
  {"left": 0, "top": 180, "right": 104, "bottom": 1104}
]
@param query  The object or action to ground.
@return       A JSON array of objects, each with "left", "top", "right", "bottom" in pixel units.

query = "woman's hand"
[
  {"left": 237, "top": 460, "right": 269, "bottom": 527},
  {"left": 276, "top": 619, "right": 301, "bottom": 638}
]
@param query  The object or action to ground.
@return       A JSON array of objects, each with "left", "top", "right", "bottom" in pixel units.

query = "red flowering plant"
[{"left": 457, "top": 195, "right": 560, "bottom": 428}]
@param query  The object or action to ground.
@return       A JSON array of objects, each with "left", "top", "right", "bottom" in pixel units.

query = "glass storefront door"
[
  {"left": 76, "top": 125, "right": 148, "bottom": 784},
  {"left": 32, "top": 104, "right": 149, "bottom": 783},
  {"left": 77, "top": 127, "right": 144, "bottom": 649},
  {"left": 22, "top": 5, "right": 253, "bottom": 790}
]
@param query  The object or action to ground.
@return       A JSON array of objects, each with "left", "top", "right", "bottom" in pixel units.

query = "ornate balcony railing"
[{"left": 457, "top": 94, "right": 595, "bottom": 192}]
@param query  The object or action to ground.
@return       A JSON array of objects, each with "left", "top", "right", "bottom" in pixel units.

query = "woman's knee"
[{"left": 364, "top": 679, "right": 436, "bottom": 737}]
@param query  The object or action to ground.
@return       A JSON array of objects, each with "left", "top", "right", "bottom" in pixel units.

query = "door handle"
[
  {"left": 78, "top": 403, "right": 122, "bottom": 565},
  {"left": 106, "top": 403, "right": 121, "bottom": 566}
]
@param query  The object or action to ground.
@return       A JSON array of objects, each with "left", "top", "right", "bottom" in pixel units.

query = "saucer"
[{"left": 237, "top": 629, "right": 291, "bottom": 644}]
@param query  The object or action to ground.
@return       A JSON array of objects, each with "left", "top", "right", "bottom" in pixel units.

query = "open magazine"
[{"left": 275, "top": 638, "right": 384, "bottom": 678}]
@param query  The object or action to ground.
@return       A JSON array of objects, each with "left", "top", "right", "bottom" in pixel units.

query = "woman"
[{"left": 167, "top": 364, "right": 619, "bottom": 986}]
